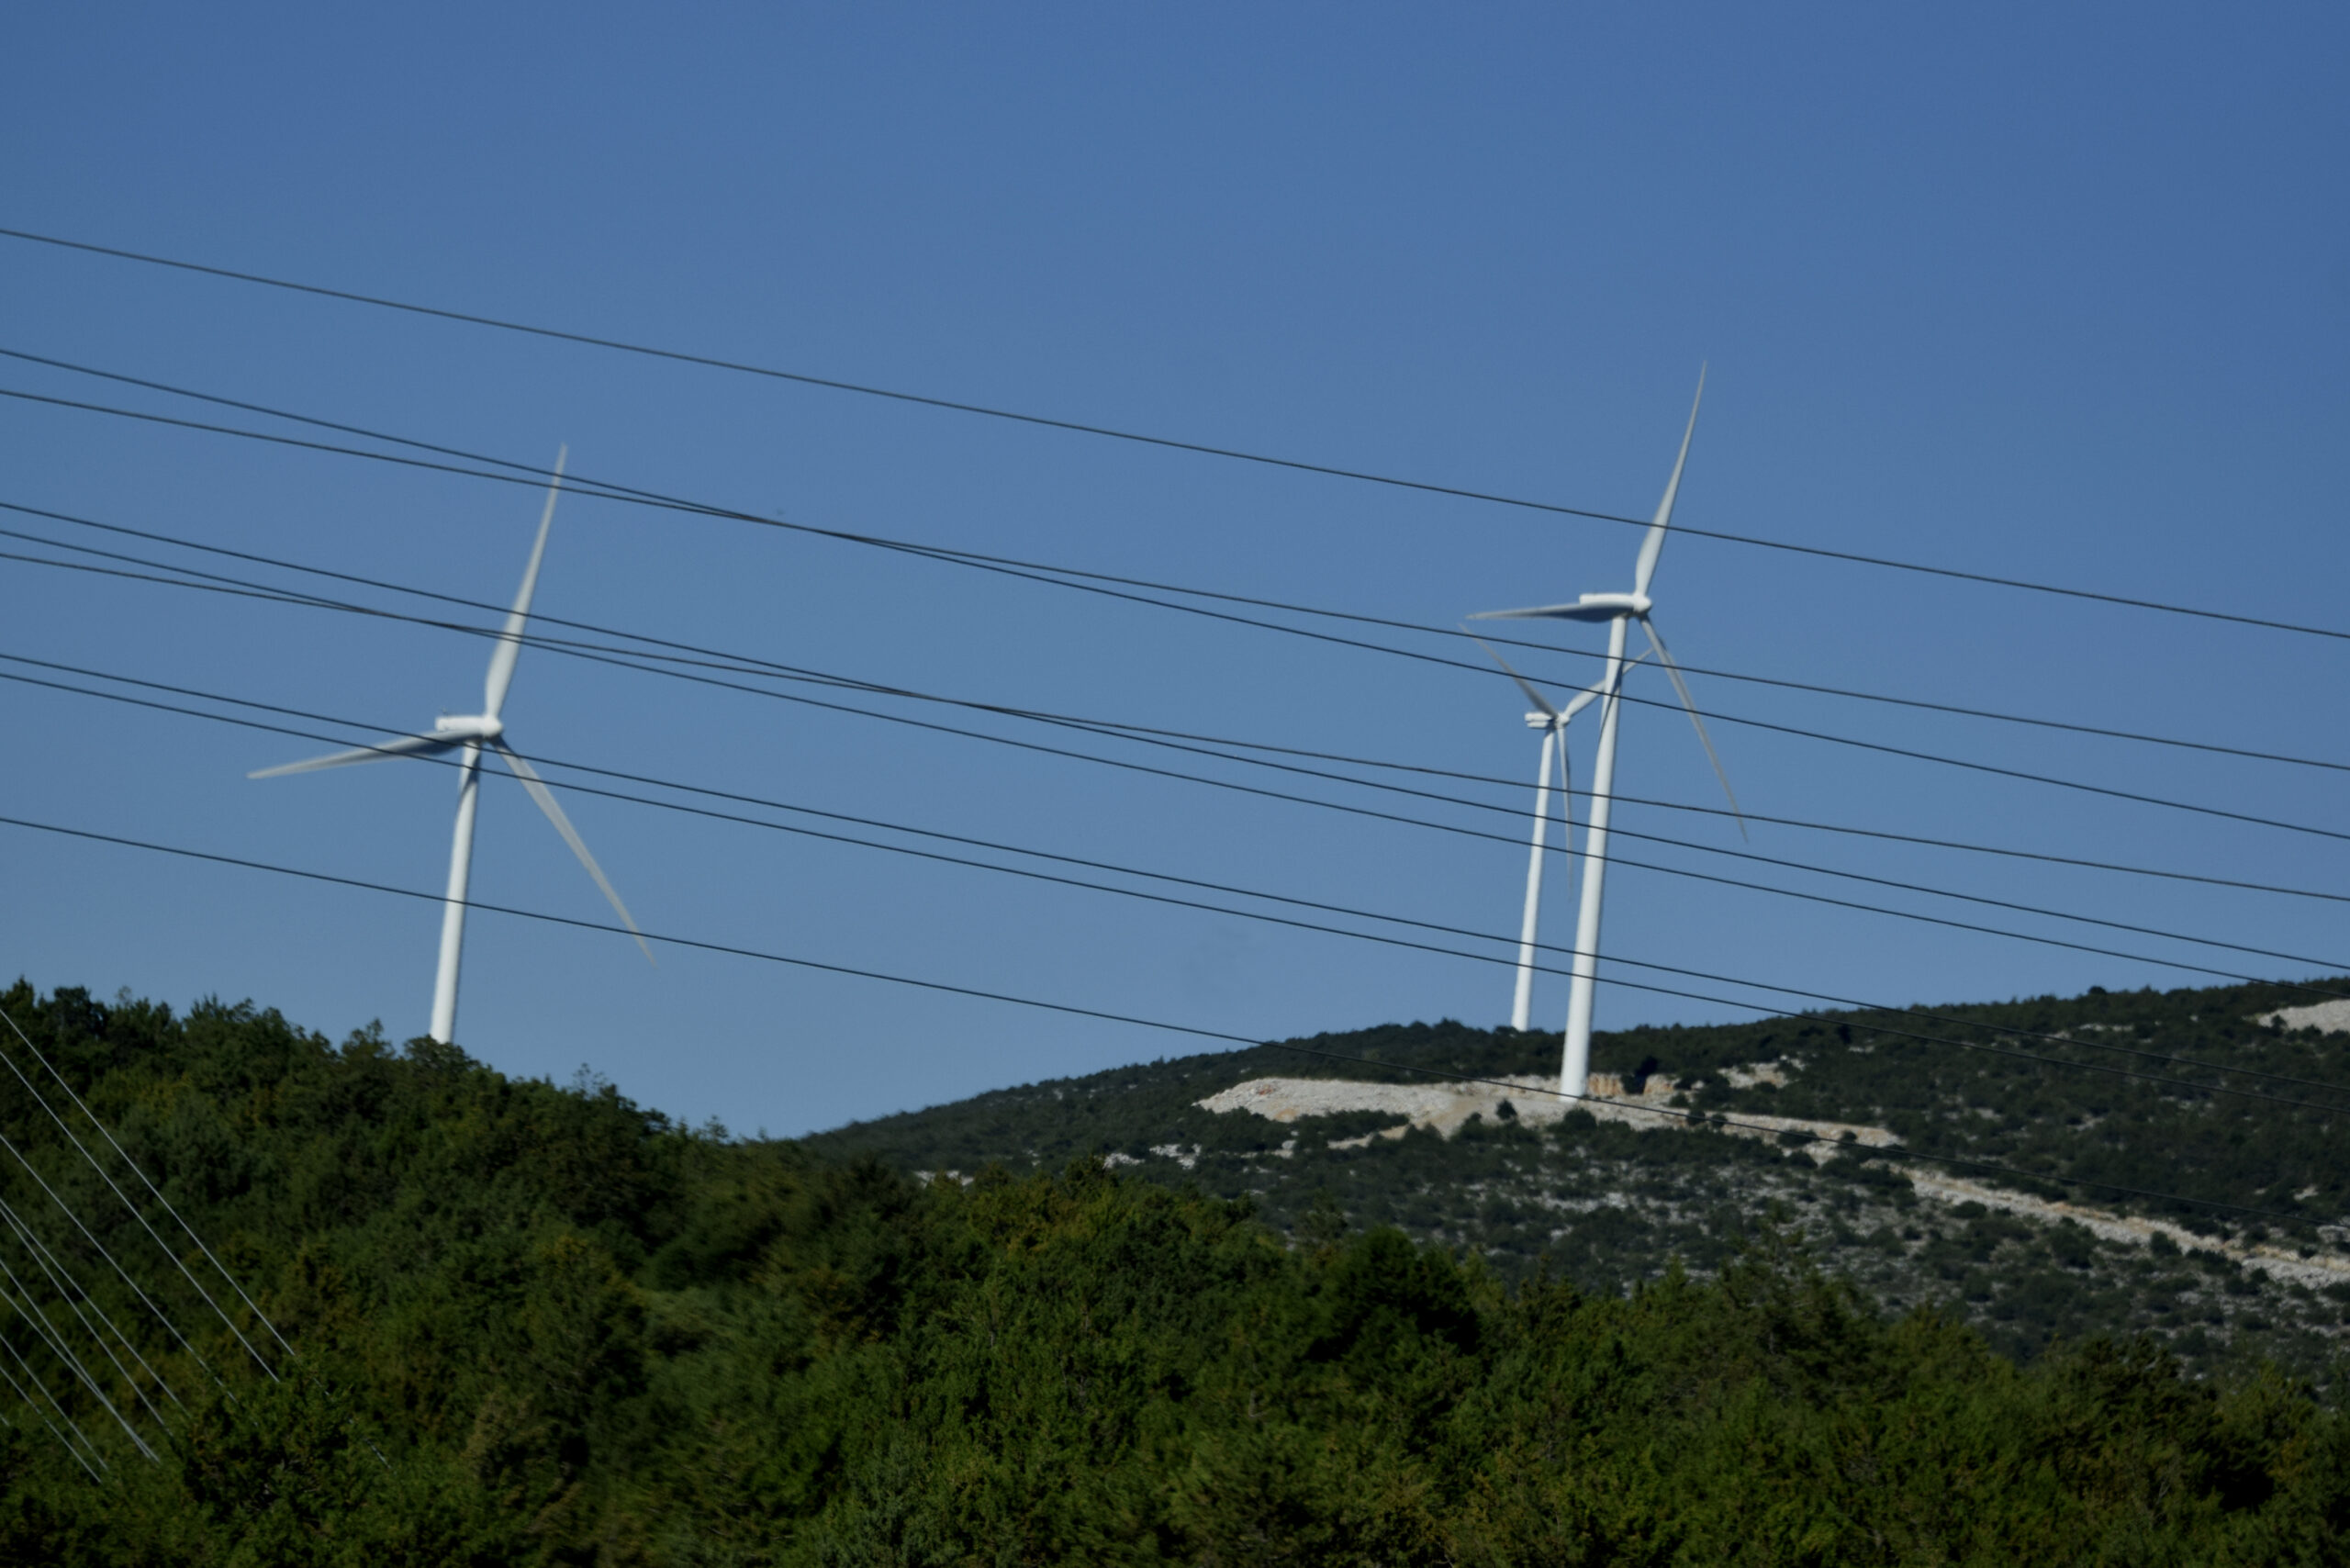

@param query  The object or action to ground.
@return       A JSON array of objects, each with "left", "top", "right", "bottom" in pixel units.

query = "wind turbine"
[
  {"left": 1467, "top": 638, "right": 1626, "bottom": 1033},
  {"left": 1471, "top": 372, "right": 1744, "bottom": 1098},
  {"left": 250, "top": 449, "right": 653, "bottom": 1043}
]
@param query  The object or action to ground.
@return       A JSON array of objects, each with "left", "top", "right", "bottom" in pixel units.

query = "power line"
[
  {"left": 12, "top": 543, "right": 2350, "bottom": 1000},
  {"left": 11, "top": 342, "right": 2350, "bottom": 787},
  {"left": 14, "top": 545, "right": 2350, "bottom": 1013},
  {"left": 0, "top": 1275, "right": 107, "bottom": 1477},
  {"left": 15, "top": 653, "right": 2350, "bottom": 1111},
  {"left": 17, "top": 346, "right": 2350, "bottom": 787},
  {"left": 6, "top": 225, "right": 2347, "bottom": 646},
  {"left": 0, "top": 1232, "right": 150, "bottom": 1459},
  {"left": 0, "top": 1196, "right": 165, "bottom": 1450},
  {"left": 0, "top": 1114, "right": 218, "bottom": 1402},
  {"left": 9, "top": 382, "right": 2348, "bottom": 852},
  {"left": 0, "top": 1005, "right": 288, "bottom": 1375},
  {"left": 0, "top": 1322, "right": 102, "bottom": 1479},
  {"left": 75, "top": 493, "right": 2350, "bottom": 981},
  {"left": 0, "top": 1126, "right": 191, "bottom": 1409},
  {"left": 14, "top": 469, "right": 2350, "bottom": 956},
  {"left": 13, "top": 495, "right": 2350, "bottom": 913},
  {"left": 0, "top": 807, "right": 2324, "bottom": 1228}
]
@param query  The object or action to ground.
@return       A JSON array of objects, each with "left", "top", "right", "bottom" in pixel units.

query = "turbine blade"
[
  {"left": 1559, "top": 651, "right": 1644, "bottom": 721},
  {"left": 1558, "top": 717, "right": 1573, "bottom": 834},
  {"left": 483, "top": 446, "right": 567, "bottom": 722},
  {"left": 1631, "top": 365, "right": 1706, "bottom": 599},
  {"left": 1641, "top": 617, "right": 1747, "bottom": 838},
  {"left": 1469, "top": 603, "right": 1622, "bottom": 623},
  {"left": 1464, "top": 633, "right": 1558, "bottom": 718},
  {"left": 248, "top": 733, "right": 453, "bottom": 778},
  {"left": 491, "top": 741, "right": 655, "bottom": 964}
]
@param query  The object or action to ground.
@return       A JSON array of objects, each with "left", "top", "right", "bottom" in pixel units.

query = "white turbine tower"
[
  {"left": 1467, "top": 638, "right": 1625, "bottom": 1033},
  {"left": 1471, "top": 372, "right": 1744, "bottom": 1098},
  {"left": 251, "top": 449, "right": 653, "bottom": 1043}
]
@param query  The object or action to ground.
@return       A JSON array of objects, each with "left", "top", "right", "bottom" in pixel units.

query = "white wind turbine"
[
  {"left": 251, "top": 449, "right": 653, "bottom": 1043},
  {"left": 1471, "top": 372, "right": 1744, "bottom": 1098},
  {"left": 1466, "top": 638, "right": 1628, "bottom": 1033}
]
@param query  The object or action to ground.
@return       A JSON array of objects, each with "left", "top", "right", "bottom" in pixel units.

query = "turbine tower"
[
  {"left": 251, "top": 449, "right": 653, "bottom": 1043},
  {"left": 1471, "top": 372, "right": 1744, "bottom": 1097},
  {"left": 1468, "top": 638, "right": 1622, "bottom": 1032}
]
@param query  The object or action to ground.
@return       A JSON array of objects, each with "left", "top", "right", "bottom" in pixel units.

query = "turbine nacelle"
[
  {"left": 1572, "top": 591, "right": 1651, "bottom": 619},
  {"left": 431, "top": 714, "right": 506, "bottom": 743},
  {"left": 1470, "top": 590, "right": 1652, "bottom": 624}
]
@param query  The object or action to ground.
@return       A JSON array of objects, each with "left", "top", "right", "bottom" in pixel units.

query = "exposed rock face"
[
  {"left": 1196, "top": 1077, "right": 2350, "bottom": 1290},
  {"left": 2261, "top": 999, "right": 2350, "bottom": 1034},
  {"left": 1196, "top": 1073, "right": 1891, "bottom": 1151}
]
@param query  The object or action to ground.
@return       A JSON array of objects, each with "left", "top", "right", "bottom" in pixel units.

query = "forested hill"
[
  {"left": 808, "top": 977, "right": 2350, "bottom": 1375},
  {"left": 1, "top": 979, "right": 2348, "bottom": 1562}
]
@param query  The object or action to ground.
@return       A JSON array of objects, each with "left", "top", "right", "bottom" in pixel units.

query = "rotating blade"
[
  {"left": 1557, "top": 716, "right": 1573, "bottom": 837},
  {"left": 1632, "top": 366, "right": 1705, "bottom": 599},
  {"left": 1465, "top": 633, "right": 1559, "bottom": 719},
  {"left": 1640, "top": 617, "right": 1746, "bottom": 837},
  {"left": 491, "top": 740, "right": 655, "bottom": 964},
  {"left": 1560, "top": 681, "right": 1605, "bottom": 721},
  {"left": 1560, "top": 648, "right": 1646, "bottom": 722},
  {"left": 483, "top": 446, "right": 567, "bottom": 722},
  {"left": 249, "top": 732, "right": 454, "bottom": 778},
  {"left": 1470, "top": 602, "right": 1623, "bottom": 623}
]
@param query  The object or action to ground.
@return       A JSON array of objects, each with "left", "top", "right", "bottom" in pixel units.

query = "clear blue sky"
[{"left": 2, "top": 5, "right": 2344, "bottom": 1135}]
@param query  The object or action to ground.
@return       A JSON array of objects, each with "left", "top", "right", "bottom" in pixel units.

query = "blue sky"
[{"left": 2, "top": 5, "right": 2344, "bottom": 1135}]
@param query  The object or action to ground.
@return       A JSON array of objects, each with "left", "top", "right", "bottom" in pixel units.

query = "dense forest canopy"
[{"left": 0, "top": 980, "right": 2346, "bottom": 1563}]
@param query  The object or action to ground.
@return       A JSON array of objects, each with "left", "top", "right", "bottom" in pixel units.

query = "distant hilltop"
[{"left": 811, "top": 978, "right": 2350, "bottom": 1379}]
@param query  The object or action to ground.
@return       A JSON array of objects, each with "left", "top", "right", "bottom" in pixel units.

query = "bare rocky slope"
[{"left": 807, "top": 977, "right": 2350, "bottom": 1380}]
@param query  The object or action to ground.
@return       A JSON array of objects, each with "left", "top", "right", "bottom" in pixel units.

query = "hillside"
[
  {"left": 1, "top": 979, "right": 2348, "bottom": 1562},
  {"left": 808, "top": 977, "right": 2350, "bottom": 1378}
]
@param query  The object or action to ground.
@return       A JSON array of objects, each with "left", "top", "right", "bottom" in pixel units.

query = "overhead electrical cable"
[
  {"left": 14, "top": 655, "right": 2350, "bottom": 1111},
  {"left": 12, "top": 554, "right": 2350, "bottom": 1005},
  {"left": 0, "top": 1240, "right": 150, "bottom": 1459},
  {"left": 12, "top": 487, "right": 2350, "bottom": 960},
  {"left": 22, "top": 622, "right": 2350, "bottom": 1017},
  {"left": 0, "top": 808, "right": 2327, "bottom": 1228},
  {"left": 0, "top": 1127, "right": 199, "bottom": 1406},
  {"left": 0, "top": 1197, "right": 166, "bottom": 1446},
  {"left": 0, "top": 1005, "right": 289, "bottom": 1374},
  {"left": 0, "top": 1327, "right": 101, "bottom": 1479},
  {"left": 10, "top": 380, "right": 2348, "bottom": 846},
  {"left": 6, "top": 226, "right": 2349, "bottom": 645},
  {"left": 11, "top": 498, "right": 2350, "bottom": 913},
  {"left": 9, "top": 343, "right": 2350, "bottom": 787},
  {"left": 0, "top": 1282, "right": 106, "bottom": 1477},
  {"left": 0, "top": 1196, "right": 161, "bottom": 1436},
  {"left": 10, "top": 547, "right": 2350, "bottom": 1000},
  {"left": 11, "top": 377, "right": 2350, "bottom": 850},
  {"left": 0, "top": 1166, "right": 182, "bottom": 1417}
]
